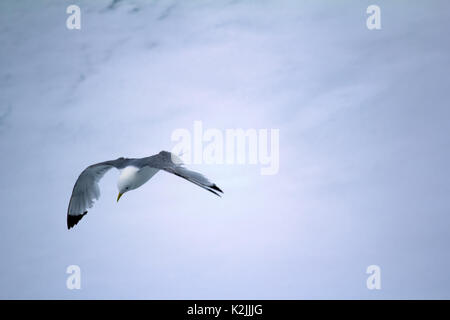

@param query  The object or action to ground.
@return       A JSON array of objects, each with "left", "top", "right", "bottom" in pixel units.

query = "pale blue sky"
[{"left": 0, "top": 0, "right": 449, "bottom": 299}]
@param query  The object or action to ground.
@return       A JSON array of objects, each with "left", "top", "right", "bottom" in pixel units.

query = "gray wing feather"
[
  {"left": 67, "top": 158, "right": 129, "bottom": 229},
  {"left": 141, "top": 151, "right": 224, "bottom": 197}
]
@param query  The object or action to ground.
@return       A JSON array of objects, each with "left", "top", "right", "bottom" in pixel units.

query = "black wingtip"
[
  {"left": 67, "top": 211, "right": 87, "bottom": 230},
  {"left": 210, "top": 184, "right": 224, "bottom": 194}
]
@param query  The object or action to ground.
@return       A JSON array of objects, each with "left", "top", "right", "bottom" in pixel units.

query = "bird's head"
[
  {"left": 116, "top": 166, "right": 139, "bottom": 202},
  {"left": 116, "top": 184, "right": 130, "bottom": 202}
]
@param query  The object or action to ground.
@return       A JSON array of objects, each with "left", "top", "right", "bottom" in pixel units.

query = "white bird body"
[
  {"left": 118, "top": 166, "right": 159, "bottom": 192},
  {"left": 67, "top": 151, "right": 223, "bottom": 229}
]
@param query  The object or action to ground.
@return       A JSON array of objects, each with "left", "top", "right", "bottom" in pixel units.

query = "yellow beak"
[{"left": 117, "top": 192, "right": 123, "bottom": 202}]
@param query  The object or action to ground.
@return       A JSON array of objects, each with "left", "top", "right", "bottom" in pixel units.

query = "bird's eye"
[{"left": 126, "top": 187, "right": 129, "bottom": 190}]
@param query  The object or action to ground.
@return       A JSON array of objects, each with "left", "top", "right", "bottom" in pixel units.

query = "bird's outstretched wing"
[
  {"left": 67, "top": 158, "right": 128, "bottom": 229},
  {"left": 142, "top": 151, "right": 224, "bottom": 197}
]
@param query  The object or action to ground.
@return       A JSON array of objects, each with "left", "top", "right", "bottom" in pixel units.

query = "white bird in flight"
[{"left": 67, "top": 151, "right": 223, "bottom": 229}]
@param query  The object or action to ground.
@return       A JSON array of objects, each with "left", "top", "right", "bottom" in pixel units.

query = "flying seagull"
[{"left": 67, "top": 151, "right": 223, "bottom": 229}]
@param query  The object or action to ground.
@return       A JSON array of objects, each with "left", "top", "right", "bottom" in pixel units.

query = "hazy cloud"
[{"left": 0, "top": 0, "right": 449, "bottom": 299}]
